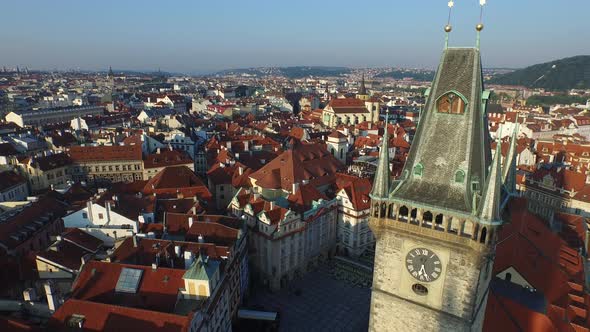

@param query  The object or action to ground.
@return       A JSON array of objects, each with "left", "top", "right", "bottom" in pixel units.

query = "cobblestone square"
[{"left": 247, "top": 266, "right": 371, "bottom": 332}]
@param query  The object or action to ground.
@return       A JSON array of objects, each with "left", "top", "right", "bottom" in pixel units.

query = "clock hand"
[{"left": 419, "top": 265, "right": 426, "bottom": 276}]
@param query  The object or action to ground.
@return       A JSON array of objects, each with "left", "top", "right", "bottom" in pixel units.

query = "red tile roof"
[
  {"left": 143, "top": 166, "right": 211, "bottom": 200},
  {"left": 334, "top": 173, "right": 372, "bottom": 211},
  {"left": 0, "top": 196, "right": 66, "bottom": 251},
  {"left": 48, "top": 299, "right": 189, "bottom": 332},
  {"left": 62, "top": 228, "right": 104, "bottom": 253},
  {"left": 71, "top": 261, "right": 186, "bottom": 313},
  {"left": 69, "top": 145, "right": 142, "bottom": 162},
  {"left": 485, "top": 198, "right": 590, "bottom": 331},
  {"left": 250, "top": 143, "right": 344, "bottom": 190},
  {"left": 143, "top": 149, "right": 193, "bottom": 169}
]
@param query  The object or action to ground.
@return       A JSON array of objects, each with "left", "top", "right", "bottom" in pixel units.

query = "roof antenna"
[
  {"left": 444, "top": 1, "right": 455, "bottom": 49},
  {"left": 476, "top": 0, "right": 487, "bottom": 49}
]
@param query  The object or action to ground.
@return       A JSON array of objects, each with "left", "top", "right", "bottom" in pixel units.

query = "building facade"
[
  {"left": 68, "top": 145, "right": 144, "bottom": 184},
  {"left": 5, "top": 105, "right": 104, "bottom": 127}
]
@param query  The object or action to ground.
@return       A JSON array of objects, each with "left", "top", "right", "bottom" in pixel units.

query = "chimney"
[
  {"left": 238, "top": 166, "right": 244, "bottom": 175},
  {"left": 133, "top": 235, "right": 138, "bottom": 248},
  {"left": 184, "top": 251, "right": 195, "bottom": 268},
  {"left": 157, "top": 147, "right": 161, "bottom": 154},
  {"left": 174, "top": 245, "right": 182, "bottom": 257},
  {"left": 23, "top": 288, "right": 38, "bottom": 302},
  {"left": 44, "top": 282, "right": 59, "bottom": 312},
  {"left": 226, "top": 141, "right": 232, "bottom": 150},
  {"left": 270, "top": 201, "right": 275, "bottom": 209},
  {"left": 292, "top": 182, "right": 299, "bottom": 194},
  {"left": 105, "top": 201, "right": 112, "bottom": 224},
  {"left": 197, "top": 234, "right": 205, "bottom": 243},
  {"left": 244, "top": 141, "right": 249, "bottom": 151},
  {"left": 188, "top": 217, "right": 194, "bottom": 228},
  {"left": 86, "top": 201, "right": 94, "bottom": 222}
]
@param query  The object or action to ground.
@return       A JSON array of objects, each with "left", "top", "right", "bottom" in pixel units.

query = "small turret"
[
  {"left": 479, "top": 141, "right": 503, "bottom": 224},
  {"left": 502, "top": 124, "right": 519, "bottom": 196}
]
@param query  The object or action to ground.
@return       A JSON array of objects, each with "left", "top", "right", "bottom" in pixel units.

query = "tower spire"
[
  {"left": 371, "top": 110, "right": 390, "bottom": 199},
  {"left": 479, "top": 139, "right": 503, "bottom": 224},
  {"left": 476, "top": 0, "right": 487, "bottom": 48},
  {"left": 444, "top": 1, "right": 455, "bottom": 48},
  {"left": 359, "top": 74, "right": 367, "bottom": 95}
]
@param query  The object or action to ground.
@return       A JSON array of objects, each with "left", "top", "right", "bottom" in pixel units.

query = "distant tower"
[
  {"left": 368, "top": 3, "right": 509, "bottom": 331},
  {"left": 327, "top": 130, "right": 349, "bottom": 163},
  {"left": 357, "top": 74, "right": 369, "bottom": 101},
  {"left": 107, "top": 66, "right": 115, "bottom": 89},
  {"left": 324, "top": 82, "right": 330, "bottom": 101}
]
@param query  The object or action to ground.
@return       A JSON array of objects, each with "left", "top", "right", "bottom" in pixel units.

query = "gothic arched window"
[
  {"left": 413, "top": 163, "right": 424, "bottom": 177},
  {"left": 437, "top": 92, "right": 466, "bottom": 114},
  {"left": 455, "top": 170, "right": 466, "bottom": 183}
]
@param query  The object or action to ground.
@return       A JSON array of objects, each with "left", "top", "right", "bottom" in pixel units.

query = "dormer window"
[
  {"left": 471, "top": 179, "right": 480, "bottom": 192},
  {"left": 413, "top": 163, "right": 424, "bottom": 177},
  {"left": 437, "top": 92, "right": 466, "bottom": 114},
  {"left": 455, "top": 170, "right": 465, "bottom": 183}
]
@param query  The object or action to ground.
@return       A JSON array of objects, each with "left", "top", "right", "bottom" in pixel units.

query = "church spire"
[
  {"left": 479, "top": 140, "right": 503, "bottom": 224},
  {"left": 371, "top": 110, "right": 390, "bottom": 199},
  {"left": 359, "top": 74, "right": 367, "bottom": 96}
]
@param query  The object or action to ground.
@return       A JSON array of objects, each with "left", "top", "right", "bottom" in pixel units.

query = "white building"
[
  {"left": 5, "top": 105, "right": 104, "bottom": 127},
  {"left": 62, "top": 200, "right": 144, "bottom": 245}
]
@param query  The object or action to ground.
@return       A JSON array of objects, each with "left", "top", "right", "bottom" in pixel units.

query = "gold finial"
[
  {"left": 445, "top": 25, "right": 452, "bottom": 33},
  {"left": 476, "top": 23, "right": 484, "bottom": 32}
]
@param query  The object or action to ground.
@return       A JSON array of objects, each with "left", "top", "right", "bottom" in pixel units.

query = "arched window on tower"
[
  {"left": 480, "top": 227, "right": 487, "bottom": 244},
  {"left": 399, "top": 206, "right": 409, "bottom": 220}
]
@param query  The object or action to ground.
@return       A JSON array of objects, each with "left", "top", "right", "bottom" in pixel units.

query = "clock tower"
[{"left": 367, "top": 18, "right": 515, "bottom": 332}]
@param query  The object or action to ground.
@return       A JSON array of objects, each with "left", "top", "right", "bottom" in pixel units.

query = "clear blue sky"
[{"left": 1, "top": 0, "right": 588, "bottom": 73}]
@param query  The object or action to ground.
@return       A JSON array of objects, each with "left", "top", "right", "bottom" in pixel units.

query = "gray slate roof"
[{"left": 390, "top": 48, "right": 492, "bottom": 214}]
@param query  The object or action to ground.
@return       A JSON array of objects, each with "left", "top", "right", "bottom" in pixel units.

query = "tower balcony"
[{"left": 369, "top": 201, "right": 494, "bottom": 253}]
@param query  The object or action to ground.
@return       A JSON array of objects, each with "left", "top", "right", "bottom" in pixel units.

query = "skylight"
[{"left": 115, "top": 267, "right": 143, "bottom": 293}]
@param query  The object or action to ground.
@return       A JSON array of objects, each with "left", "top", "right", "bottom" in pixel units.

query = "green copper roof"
[{"left": 183, "top": 254, "right": 220, "bottom": 281}]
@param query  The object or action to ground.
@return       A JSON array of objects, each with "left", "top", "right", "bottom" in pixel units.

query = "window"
[
  {"left": 412, "top": 283, "right": 428, "bottom": 296},
  {"left": 98, "top": 213, "right": 104, "bottom": 220},
  {"left": 82, "top": 212, "right": 88, "bottom": 219},
  {"left": 437, "top": 92, "right": 466, "bottom": 114}
]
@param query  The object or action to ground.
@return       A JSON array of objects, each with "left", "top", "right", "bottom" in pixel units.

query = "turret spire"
[
  {"left": 479, "top": 139, "right": 503, "bottom": 224},
  {"left": 371, "top": 110, "right": 390, "bottom": 199},
  {"left": 502, "top": 124, "right": 519, "bottom": 195}
]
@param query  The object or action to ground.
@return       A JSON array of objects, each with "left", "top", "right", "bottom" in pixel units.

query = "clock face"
[{"left": 405, "top": 247, "right": 442, "bottom": 283}]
